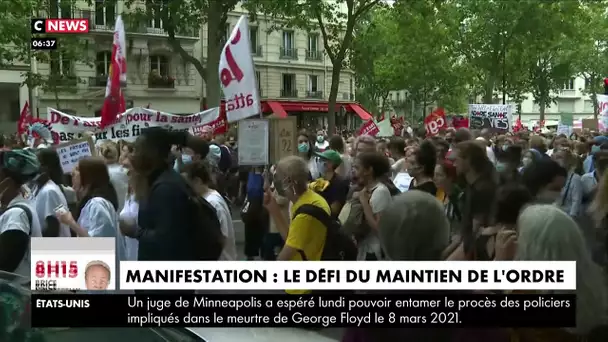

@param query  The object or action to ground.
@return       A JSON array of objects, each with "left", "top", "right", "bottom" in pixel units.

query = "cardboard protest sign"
[
  {"left": 269, "top": 117, "right": 297, "bottom": 163},
  {"left": 46, "top": 107, "right": 219, "bottom": 143},
  {"left": 582, "top": 118, "right": 598, "bottom": 131},
  {"left": 54, "top": 137, "right": 96, "bottom": 173},
  {"left": 468, "top": 104, "right": 512, "bottom": 132}
]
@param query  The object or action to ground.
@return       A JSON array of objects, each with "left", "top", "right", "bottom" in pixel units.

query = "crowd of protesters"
[{"left": 0, "top": 121, "right": 608, "bottom": 340}]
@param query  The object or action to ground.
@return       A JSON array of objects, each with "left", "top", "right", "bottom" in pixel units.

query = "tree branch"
[
  {"left": 355, "top": 0, "right": 381, "bottom": 19},
  {"left": 164, "top": 8, "right": 206, "bottom": 81},
  {"left": 315, "top": 9, "right": 336, "bottom": 62}
]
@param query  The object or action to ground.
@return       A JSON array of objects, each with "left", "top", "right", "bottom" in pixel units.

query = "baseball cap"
[{"left": 315, "top": 149, "right": 342, "bottom": 166}]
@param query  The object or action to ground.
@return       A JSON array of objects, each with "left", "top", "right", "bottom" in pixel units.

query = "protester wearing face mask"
[
  {"left": 263, "top": 156, "right": 329, "bottom": 294},
  {"left": 0, "top": 150, "right": 43, "bottom": 278},
  {"left": 314, "top": 130, "right": 329, "bottom": 152},
  {"left": 309, "top": 150, "right": 348, "bottom": 217},
  {"left": 520, "top": 148, "right": 542, "bottom": 172},
  {"left": 496, "top": 145, "right": 522, "bottom": 185},
  {"left": 296, "top": 131, "right": 317, "bottom": 179}
]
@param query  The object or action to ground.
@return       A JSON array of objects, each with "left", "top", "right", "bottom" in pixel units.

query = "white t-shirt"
[
  {"left": 32, "top": 180, "right": 71, "bottom": 237},
  {"left": 204, "top": 190, "right": 237, "bottom": 261},
  {"left": 0, "top": 194, "right": 43, "bottom": 278},
  {"left": 107, "top": 164, "right": 129, "bottom": 212},
  {"left": 357, "top": 182, "right": 392, "bottom": 260},
  {"left": 315, "top": 140, "right": 329, "bottom": 151},
  {"left": 119, "top": 194, "right": 139, "bottom": 261},
  {"left": 78, "top": 197, "right": 126, "bottom": 261}
]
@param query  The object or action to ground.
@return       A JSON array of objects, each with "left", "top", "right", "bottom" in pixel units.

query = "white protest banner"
[
  {"left": 46, "top": 107, "right": 219, "bottom": 143},
  {"left": 219, "top": 15, "right": 260, "bottom": 123},
  {"left": 468, "top": 104, "right": 512, "bottom": 133},
  {"left": 596, "top": 94, "right": 608, "bottom": 132},
  {"left": 55, "top": 138, "right": 96, "bottom": 173}
]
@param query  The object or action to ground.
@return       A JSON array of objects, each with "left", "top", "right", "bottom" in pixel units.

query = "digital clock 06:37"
[{"left": 31, "top": 37, "right": 57, "bottom": 50}]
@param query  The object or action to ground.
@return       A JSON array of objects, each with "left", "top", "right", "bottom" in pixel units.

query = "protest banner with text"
[
  {"left": 468, "top": 104, "right": 512, "bottom": 133},
  {"left": 219, "top": 15, "right": 260, "bottom": 122},
  {"left": 46, "top": 107, "right": 219, "bottom": 143}
]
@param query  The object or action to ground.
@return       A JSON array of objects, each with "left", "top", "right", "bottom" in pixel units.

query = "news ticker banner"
[
  {"left": 31, "top": 238, "right": 116, "bottom": 291},
  {"left": 32, "top": 293, "right": 575, "bottom": 328},
  {"left": 117, "top": 261, "right": 576, "bottom": 291}
]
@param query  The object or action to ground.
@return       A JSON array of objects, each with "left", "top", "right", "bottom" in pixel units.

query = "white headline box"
[{"left": 118, "top": 261, "right": 576, "bottom": 291}]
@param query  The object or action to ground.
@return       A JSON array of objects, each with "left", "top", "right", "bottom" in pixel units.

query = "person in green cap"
[{"left": 309, "top": 149, "right": 349, "bottom": 217}]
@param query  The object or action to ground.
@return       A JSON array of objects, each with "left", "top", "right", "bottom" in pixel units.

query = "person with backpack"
[
  {"left": 263, "top": 156, "right": 356, "bottom": 294},
  {"left": 181, "top": 160, "right": 237, "bottom": 261},
  {"left": 0, "top": 149, "right": 43, "bottom": 278},
  {"left": 119, "top": 127, "right": 224, "bottom": 262},
  {"left": 340, "top": 151, "right": 393, "bottom": 261}
]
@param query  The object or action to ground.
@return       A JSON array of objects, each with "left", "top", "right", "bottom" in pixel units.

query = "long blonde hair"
[{"left": 588, "top": 168, "right": 608, "bottom": 227}]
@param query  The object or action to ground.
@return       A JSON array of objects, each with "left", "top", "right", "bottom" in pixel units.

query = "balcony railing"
[
  {"left": 89, "top": 76, "right": 107, "bottom": 87},
  {"left": 280, "top": 47, "right": 298, "bottom": 59},
  {"left": 77, "top": 9, "right": 198, "bottom": 37},
  {"left": 306, "top": 50, "right": 322, "bottom": 61},
  {"left": 252, "top": 45, "right": 263, "bottom": 56},
  {"left": 281, "top": 89, "right": 298, "bottom": 98},
  {"left": 148, "top": 75, "right": 175, "bottom": 89},
  {"left": 306, "top": 91, "right": 323, "bottom": 99}
]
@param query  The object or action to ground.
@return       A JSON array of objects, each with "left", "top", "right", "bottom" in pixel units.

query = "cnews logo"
[{"left": 31, "top": 18, "right": 89, "bottom": 34}]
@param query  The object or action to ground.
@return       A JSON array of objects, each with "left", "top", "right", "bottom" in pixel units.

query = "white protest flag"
[{"left": 219, "top": 15, "right": 260, "bottom": 122}]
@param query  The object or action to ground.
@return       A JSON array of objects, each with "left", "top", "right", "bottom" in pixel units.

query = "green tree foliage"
[
  {"left": 123, "top": 0, "right": 241, "bottom": 108},
  {"left": 522, "top": 1, "right": 582, "bottom": 121},
  {"left": 0, "top": 0, "right": 92, "bottom": 108},
  {"left": 573, "top": 1, "right": 608, "bottom": 117},
  {"left": 350, "top": 8, "right": 397, "bottom": 117},
  {"left": 249, "top": 0, "right": 381, "bottom": 133}
]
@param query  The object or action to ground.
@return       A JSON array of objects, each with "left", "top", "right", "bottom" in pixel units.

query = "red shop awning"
[
  {"left": 349, "top": 103, "right": 372, "bottom": 121},
  {"left": 267, "top": 101, "right": 288, "bottom": 118}
]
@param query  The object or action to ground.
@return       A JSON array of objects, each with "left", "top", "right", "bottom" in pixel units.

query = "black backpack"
[
  {"left": 293, "top": 204, "right": 357, "bottom": 261},
  {"left": 182, "top": 184, "right": 224, "bottom": 260}
]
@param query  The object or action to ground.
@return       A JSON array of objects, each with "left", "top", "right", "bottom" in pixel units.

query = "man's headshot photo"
[{"left": 85, "top": 261, "right": 111, "bottom": 290}]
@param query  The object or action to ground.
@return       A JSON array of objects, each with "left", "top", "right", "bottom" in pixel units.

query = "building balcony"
[
  {"left": 77, "top": 9, "right": 198, "bottom": 37},
  {"left": 558, "top": 89, "right": 581, "bottom": 98},
  {"left": 280, "top": 47, "right": 298, "bottom": 59},
  {"left": 148, "top": 74, "right": 175, "bottom": 89},
  {"left": 281, "top": 89, "right": 298, "bottom": 98},
  {"left": 306, "top": 91, "right": 323, "bottom": 99},
  {"left": 252, "top": 45, "right": 263, "bottom": 57},
  {"left": 306, "top": 50, "right": 323, "bottom": 61}
]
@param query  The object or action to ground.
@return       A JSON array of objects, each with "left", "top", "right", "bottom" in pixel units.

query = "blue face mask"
[
  {"left": 592, "top": 145, "right": 601, "bottom": 154},
  {"left": 181, "top": 154, "right": 193, "bottom": 164},
  {"left": 298, "top": 143, "right": 310, "bottom": 153}
]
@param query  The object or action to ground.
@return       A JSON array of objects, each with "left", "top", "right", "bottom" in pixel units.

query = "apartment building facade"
[{"left": 0, "top": 1, "right": 364, "bottom": 133}]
